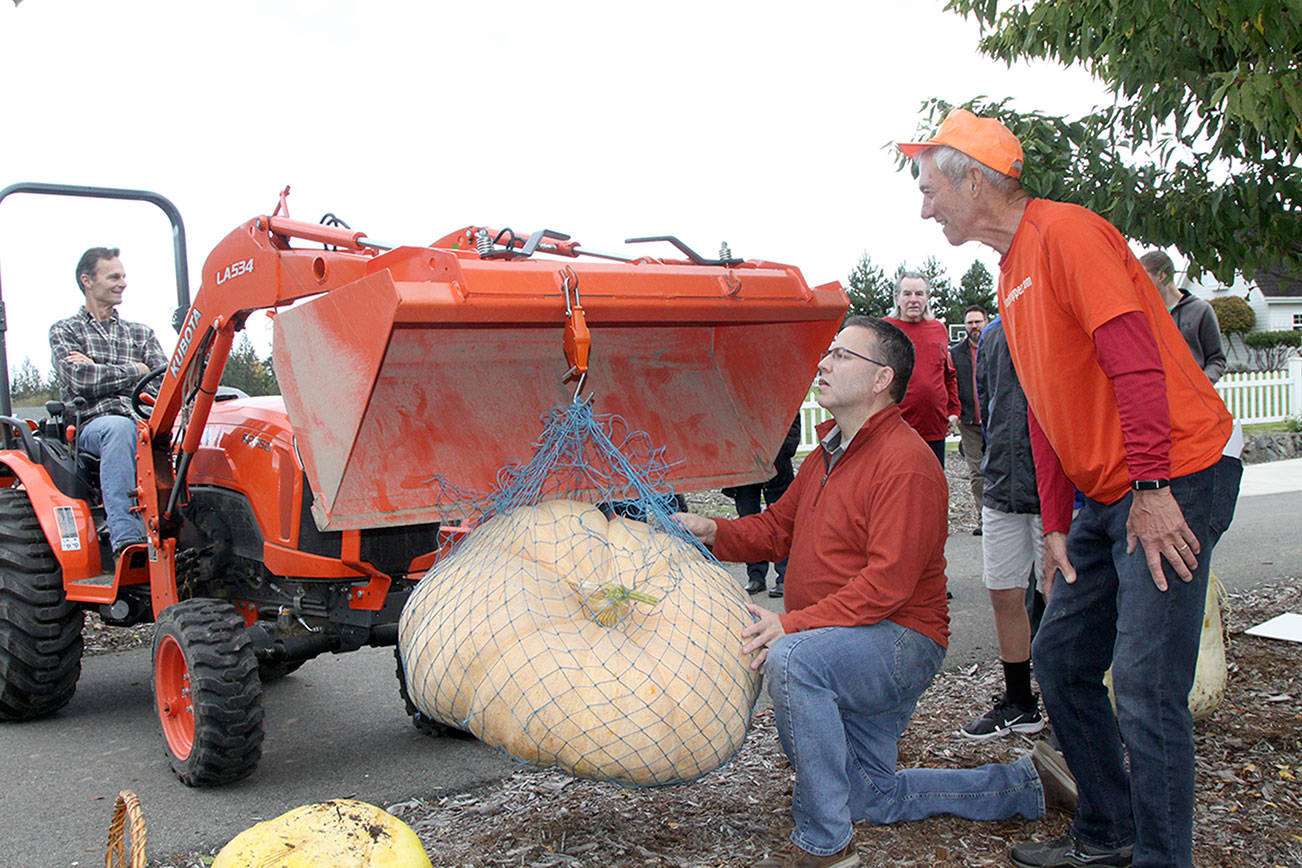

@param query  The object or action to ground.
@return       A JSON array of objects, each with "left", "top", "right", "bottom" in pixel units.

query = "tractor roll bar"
[
  {"left": 0, "top": 182, "right": 192, "bottom": 422},
  {"left": 0, "top": 184, "right": 192, "bottom": 424}
]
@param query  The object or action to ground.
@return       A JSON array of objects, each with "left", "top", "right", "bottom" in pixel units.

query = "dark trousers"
[
  {"left": 1032, "top": 456, "right": 1241, "bottom": 867},
  {"left": 924, "top": 438, "right": 946, "bottom": 467},
  {"left": 729, "top": 464, "right": 793, "bottom": 586}
]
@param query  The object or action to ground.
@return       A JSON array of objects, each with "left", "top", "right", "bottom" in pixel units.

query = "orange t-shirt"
[{"left": 998, "top": 199, "right": 1231, "bottom": 505}]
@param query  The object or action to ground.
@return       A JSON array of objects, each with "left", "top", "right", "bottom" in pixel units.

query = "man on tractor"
[{"left": 49, "top": 247, "right": 167, "bottom": 562}]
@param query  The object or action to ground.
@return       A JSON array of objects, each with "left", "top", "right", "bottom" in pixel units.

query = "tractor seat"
[{"left": 36, "top": 401, "right": 103, "bottom": 505}]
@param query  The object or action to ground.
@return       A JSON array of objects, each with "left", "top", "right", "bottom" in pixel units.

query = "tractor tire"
[
  {"left": 0, "top": 488, "right": 84, "bottom": 720},
  {"left": 152, "top": 598, "right": 264, "bottom": 786},
  {"left": 393, "top": 647, "right": 472, "bottom": 739}
]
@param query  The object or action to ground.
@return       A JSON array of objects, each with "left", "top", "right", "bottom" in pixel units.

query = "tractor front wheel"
[
  {"left": 152, "top": 598, "right": 264, "bottom": 786},
  {"left": 393, "top": 647, "right": 472, "bottom": 738},
  {"left": 0, "top": 488, "right": 83, "bottom": 720}
]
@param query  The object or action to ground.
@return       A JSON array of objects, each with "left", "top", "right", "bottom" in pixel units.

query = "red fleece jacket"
[
  {"left": 885, "top": 317, "right": 961, "bottom": 441},
  {"left": 711, "top": 405, "right": 951, "bottom": 648}
]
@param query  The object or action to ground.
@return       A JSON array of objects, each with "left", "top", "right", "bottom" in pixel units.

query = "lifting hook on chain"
[{"left": 559, "top": 265, "right": 591, "bottom": 402}]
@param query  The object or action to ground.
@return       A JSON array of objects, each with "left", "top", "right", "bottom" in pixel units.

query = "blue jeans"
[
  {"left": 765, "top": 621, "right": 1045, "bottom": 856},
  {"left": 1032, "top": 456, "right": 1241, "bottom": 868},
  {"left": 78, "top": 414, "right": 146, "bottom": 551}
]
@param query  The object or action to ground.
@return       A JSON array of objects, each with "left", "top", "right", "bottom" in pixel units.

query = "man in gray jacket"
[
  {"left": 1140, "top": 251, "right": 1227, "bottom": 383},
  {"left": 960, "top": 316, "right": 1049, "bottom": 740}
]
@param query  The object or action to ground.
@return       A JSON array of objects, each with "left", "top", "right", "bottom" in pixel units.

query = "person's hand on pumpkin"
[
  {"left": 674, "top": 511, "right": 717, "bottom": 546},
  {"left": 741, "top": 603, "right": 786, "bottom": 670}
]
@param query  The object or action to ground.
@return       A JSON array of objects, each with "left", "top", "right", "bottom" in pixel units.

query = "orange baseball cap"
[{"left": 897, "top": 109, "right": 1024, "bottom": 178}]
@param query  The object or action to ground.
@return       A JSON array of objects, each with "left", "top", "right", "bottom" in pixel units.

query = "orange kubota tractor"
[{"left": 0, "top": 182, "right": 847, "bottom": 786}]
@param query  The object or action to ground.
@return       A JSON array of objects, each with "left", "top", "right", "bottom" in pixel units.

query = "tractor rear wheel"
[
  {"left": 152, "top": 598, "right": 264, "bottom": 786},
  {"left": 0, "top": 488, "right": 83, "bottom": 720}
]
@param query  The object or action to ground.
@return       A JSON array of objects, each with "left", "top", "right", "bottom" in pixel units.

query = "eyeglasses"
[{"left": 821, "top": 346, "right": 887, "bottom": 366}]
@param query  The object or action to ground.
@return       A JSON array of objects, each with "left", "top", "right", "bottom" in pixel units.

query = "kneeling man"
[{"left": 678, "top": 317, "right": 1074, "bottom": 868}]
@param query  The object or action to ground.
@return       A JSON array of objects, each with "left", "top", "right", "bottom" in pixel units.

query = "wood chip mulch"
[
  {"left": 112, "top": 453, "right": 1298, "bottom": 866},
  {"left": 377, "top": 582, "right": 1300, "bottom": 868}
]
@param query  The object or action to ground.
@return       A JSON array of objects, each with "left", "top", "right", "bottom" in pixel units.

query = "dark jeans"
[
  {"left": 1032, "top": 456, "right": 1241, "bottom": 867},
  {"left": 1026, "top": 577, "right": 1045, "bottom": 637},
  {"left": 924, "top": 438, "right": 946, "bottom": 467}
]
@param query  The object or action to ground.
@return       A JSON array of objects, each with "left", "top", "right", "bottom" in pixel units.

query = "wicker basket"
[{"left": 105, "top": 790, "right": 146, "bottom": 868}]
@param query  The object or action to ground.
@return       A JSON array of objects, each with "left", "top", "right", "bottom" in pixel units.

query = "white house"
[{"left": 1184, "top": 269, "right": 1302, "bottom": 333}]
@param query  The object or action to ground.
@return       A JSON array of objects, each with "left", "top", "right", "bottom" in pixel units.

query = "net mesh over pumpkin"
[{"left": 397, "top": 400, "right": 762, "bottom": 786}]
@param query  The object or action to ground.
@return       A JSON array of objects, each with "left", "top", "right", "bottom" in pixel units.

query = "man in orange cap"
[{"left": 899, "top": 109, "right": 1242, "bottom": 868}]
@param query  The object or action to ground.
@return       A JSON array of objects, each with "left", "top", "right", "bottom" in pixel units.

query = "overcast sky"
[{"left": 0, "top": 0, "right": 1111, "bottom": 371}]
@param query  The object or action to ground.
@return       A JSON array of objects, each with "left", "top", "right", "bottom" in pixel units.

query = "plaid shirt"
[{"left": 49, "top": 308, "right": 168, "bottom": 420}]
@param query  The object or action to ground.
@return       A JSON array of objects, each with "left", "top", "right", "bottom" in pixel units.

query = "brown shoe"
[
  {"left": 755, "top": 840, "right": 859, "bottom": 868},
  {"left": 1030, "top": 741, "right": 1078, "bottom": 814}
]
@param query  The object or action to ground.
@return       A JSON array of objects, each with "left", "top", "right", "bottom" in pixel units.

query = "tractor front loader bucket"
[{"left": 273, "top": 245, "right": 847, "bottom": 531}]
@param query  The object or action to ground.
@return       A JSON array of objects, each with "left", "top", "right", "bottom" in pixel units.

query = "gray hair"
[
  {"left": 894, "top": 271, "right": 930, "bottom": 297},
  {"left": 891, "top": 271, "right": 934, "bottom": 320},
  {"left": 927, "top": 145, "right": 1022, "bottom": 196}
]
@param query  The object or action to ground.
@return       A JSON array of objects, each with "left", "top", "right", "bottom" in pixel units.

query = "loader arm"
[
  {"left": 146, "top": 214, "right": 380, "bottom": 441},
  {"left": 138, "top": 215, "right": 386, "bottom": 612}
]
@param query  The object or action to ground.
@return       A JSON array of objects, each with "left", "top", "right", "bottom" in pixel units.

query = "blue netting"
[{"left": 398, "top": 400, "right": 761, "bottom": 786}]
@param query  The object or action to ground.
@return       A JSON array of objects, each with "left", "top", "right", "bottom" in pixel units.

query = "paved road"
[
  {"left": 2, "top": 463, "right": 1299, "bottom": 865},
  {"left": 0, "top": 648, "right": 516, "bottom": 866}
]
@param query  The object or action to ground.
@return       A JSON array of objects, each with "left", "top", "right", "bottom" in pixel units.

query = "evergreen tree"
[
  {"left": 846, "top": 253, "right": 894, "bottom": 318},
  {"left": 9, "top": 357, "right": 58, "bottom": 405},
  {"left": 955, "top": 261, "right": 996, "bottom": 321},
  {"left": 221, "top": 335, "right": 279, "bottom": 396},
  {"left": 847, "top": 255, "right": 994, "bottom": 329}
]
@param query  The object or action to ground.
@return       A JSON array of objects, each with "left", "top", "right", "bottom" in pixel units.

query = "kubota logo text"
[
  {"left": 217, "top": 258, "right": 254, "bottom": 285},
  {"left": 170, "top": 308, "right": 203, "bottom": 378}
]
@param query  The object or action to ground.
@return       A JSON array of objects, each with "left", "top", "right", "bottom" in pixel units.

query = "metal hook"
[
  {"left": 559, "top": 264, "right": 591, "bottom": 393},
  {"left": 560, "top": 265, "right": 580, "bottom": 314}
]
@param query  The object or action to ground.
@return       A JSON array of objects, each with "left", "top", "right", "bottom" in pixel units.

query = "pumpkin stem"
[{"left": 570, "top": 580, "right": 661, "bottom": 627}]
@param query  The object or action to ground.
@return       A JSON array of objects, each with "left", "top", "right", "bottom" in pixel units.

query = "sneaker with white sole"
[
  {"left": 1009, "top": 834, "right": 1132, "bottom": 867},
  {"left": 959, "top": 693, "right": 1045, "bottom": 740}
]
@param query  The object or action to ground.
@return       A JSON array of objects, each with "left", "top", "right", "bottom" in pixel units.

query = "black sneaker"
[
  {"left": 959, "top": 693, "right": 1045, "bottom": 740},
  {"left": 746, "top": 578, "right": 766, "bottom": 594},
  {"left": 768, "top": 583, "right": 784, "bottom": 598},
  {"left": 1009, "top": 834, "right": 1132, "bottom": 867}
]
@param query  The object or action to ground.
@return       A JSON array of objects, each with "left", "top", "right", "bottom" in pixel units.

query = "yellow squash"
[{"left": 212, "top": 799, "right": 430, "bottom": 867}]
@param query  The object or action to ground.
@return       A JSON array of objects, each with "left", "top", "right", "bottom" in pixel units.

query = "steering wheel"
[{"left": 131, "top": 364, "right": 168, "bottom": 419}]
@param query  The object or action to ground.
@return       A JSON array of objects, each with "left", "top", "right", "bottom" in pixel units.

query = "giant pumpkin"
[{"left": 398, "top": 499, "right": 761, "bottom": 785}]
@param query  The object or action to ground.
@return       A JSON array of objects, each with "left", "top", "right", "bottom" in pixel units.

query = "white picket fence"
[{"left": 796, "top": 355, "right": 1302, "bottom": 454}]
